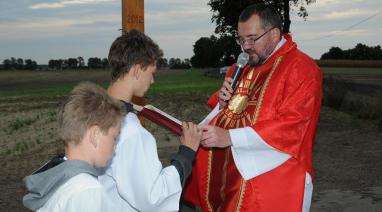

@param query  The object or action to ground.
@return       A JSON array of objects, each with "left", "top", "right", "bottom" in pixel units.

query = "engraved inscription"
[{"left": 126, "top": 15, "right": 144, "bottom": 24}]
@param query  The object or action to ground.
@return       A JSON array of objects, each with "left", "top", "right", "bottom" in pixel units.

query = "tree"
[
  {"left": 10, "top": 57, "right": 17, "bottom": 69},
  {"left": 48, "top": 59, "right": 63, "bottom": 70},
  {"left": 3, "top": 59, "right": 12, "bottom": 69},
  {"left": 191, "top": 35, "right": 241, "bottom": 68},
  {"left": 191, "top": 36, "right": 221, "bottom": 68},
  {"left": 66, "top": 58, "right": 78, "bottom": 69},
  {"left": 320, "top": 44, "right": 382, "bottom": 60},
  {"left": 16, "top": 58, "right": 24, "bottom": 69},
  {"left": 2, "top": 58, "right": 37, "bottom": 70},
  {"left": 101, "top": 58, "right": 109, "bottom": 69},
  {"left": 184, "top": 59, "right": 191, "bottom": 67},
  {"left": 208, "top": 0, "right": 315, "bottom": 35},
  {"left": 168, "top": 58, "right": 178, "bottom": 68},
  {"left": 168, "top": 58, "right": 191, "bottom": 69},
  {"left": 350, "top": 43, "right": 377, "bottom": 60},
  {"left": 371, "top": 45, "right": 382, "bottom": 60},
  {"left": 24, "top": 59, "right": 38, "bottom": 70},
  {"left": 215, "top": 35, "right": 241, "bottom": 66},
  {"left": 157, "top": 58, "right": 168, "bottom": 68},
  {"left": 320, "top": 47, "right": 344, "bottom": 60},
  {"left": 77, "top": 56, "right": 85, "bottom": 68},
  {"left": 88, "top": 57, "right": 103, "bottom": 69}
]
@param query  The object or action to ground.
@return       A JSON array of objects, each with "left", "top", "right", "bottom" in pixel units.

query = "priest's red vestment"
[{"left": 183, "top": 34, "right": 322, "bottom": 212}]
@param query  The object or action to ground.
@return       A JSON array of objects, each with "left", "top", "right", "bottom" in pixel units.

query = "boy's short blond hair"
[{"left": 58, "top": 82, "right": 124, "bottom": 146}]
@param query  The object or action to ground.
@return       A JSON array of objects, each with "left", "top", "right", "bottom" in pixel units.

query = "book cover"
[{"left": 135, "top": 104, "right": 183, "bottom": 136}]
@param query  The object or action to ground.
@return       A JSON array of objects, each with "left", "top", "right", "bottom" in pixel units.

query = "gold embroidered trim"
[
  {"left": 235, "top": 179, "right": 247, "bottom": 211},
  {"left": 235, "top": 56, "right": 283, "bottom": 211},
  {"left": 253, "top": 56, "right": 283, "bottom": 124},
  {"left": 205, "top": 58, "right": 282, "bottom": 211},
  {"left": 206, "top": 149, "right": 213, "bottom": 212}
]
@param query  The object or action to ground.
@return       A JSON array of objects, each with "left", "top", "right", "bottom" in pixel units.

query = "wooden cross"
[
  {"left": 122, "top": 0, "right": 144, "bottom": 32},
  {"left": 122, "top": 0, "right": 145, "bottom": 123}
]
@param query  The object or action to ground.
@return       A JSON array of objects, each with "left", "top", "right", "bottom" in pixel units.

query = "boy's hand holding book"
[{"left": 180, "top": 122, "right": 202, "bottom": 152}]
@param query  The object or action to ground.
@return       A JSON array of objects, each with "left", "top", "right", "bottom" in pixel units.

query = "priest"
[{"left": 183, "top": 3, "right": 322, "bottom": 212}]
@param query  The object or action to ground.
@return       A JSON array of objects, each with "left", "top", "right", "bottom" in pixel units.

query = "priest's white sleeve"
[
  {"left": 229, "top": 127, "right": 314, "bottom": 212},
  {"left": 202, "top": 105, "right": 292, "bottom": 181},
  {"left": 229, "top": 127, "right": 291, "bottom": 180},
  {"left": 200, "top": 104, "right": 291, "bottom": 180}
]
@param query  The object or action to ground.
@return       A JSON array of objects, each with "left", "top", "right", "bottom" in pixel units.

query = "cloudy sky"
[{"left": 0, "top": 0, "right": 381, "bottom": 64}]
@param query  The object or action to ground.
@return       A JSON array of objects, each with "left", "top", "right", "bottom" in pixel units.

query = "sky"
[{"left": 0, "top": 0, "right": 381, "bottom": 64}]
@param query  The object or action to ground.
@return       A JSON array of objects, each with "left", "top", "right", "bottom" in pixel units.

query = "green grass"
[
  {"left": 0, "top": 83, "right": 75, "bottom": 97},
  {"left": 8, "top": 117, "right": 36, "bottom": 133},
  {"left": 0, "top": 69, "right": 110, "bottom": 97},
  {"left": 0, "top": 69, "right": 222, "bottom": 97},
  {"left": 0, "top": 67, "right": 380, "bottom": 98},
  {"left": 321, "top": 67, "right": 382, "bottom": 86},
  {"left": 321, "top": 67, "right": 382, "bottom": 75}
]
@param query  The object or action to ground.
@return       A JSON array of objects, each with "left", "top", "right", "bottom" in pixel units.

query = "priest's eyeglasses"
[{"left": 236, "top": 27, "right": 274, "bottom": 47}]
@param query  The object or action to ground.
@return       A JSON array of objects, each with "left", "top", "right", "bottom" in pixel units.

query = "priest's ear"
[{"left": 270, "top": 27, "right": 282, "bottom": 42}]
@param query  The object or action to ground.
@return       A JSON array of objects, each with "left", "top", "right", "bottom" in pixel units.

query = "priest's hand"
[
  {"left": 199, "top": 125, "right": 232, "bottom": 148},
  {"left": 180, "top": 122, "right": 202, "bottom": 152},
  {"left": 219, "top": 77, "right": 233, "bottom": 108}
]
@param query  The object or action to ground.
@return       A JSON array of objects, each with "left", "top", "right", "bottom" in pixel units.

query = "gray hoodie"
[{"left": 23, "top": 159, "right": 100, "bottom": 211}]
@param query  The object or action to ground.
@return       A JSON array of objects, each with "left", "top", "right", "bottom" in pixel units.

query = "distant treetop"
[{"left": 321, "top": 44, "right": 382, "bottom": 60}]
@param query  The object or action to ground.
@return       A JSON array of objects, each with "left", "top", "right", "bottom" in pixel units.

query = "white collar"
[{"left": 263, "top": 35, "right": 286, "bottom": 63}]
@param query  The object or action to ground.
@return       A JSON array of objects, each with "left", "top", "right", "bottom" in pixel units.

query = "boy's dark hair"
[
  {"left": 108, "top": 29, "right": 163, "bottom": 82},
  {"left": 239, "top": 3, "right": 282, "bottom": 31}
]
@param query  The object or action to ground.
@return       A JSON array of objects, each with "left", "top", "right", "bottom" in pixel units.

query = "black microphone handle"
[{"left": 231, "top": 66, "right": 243, "bottom": 91}]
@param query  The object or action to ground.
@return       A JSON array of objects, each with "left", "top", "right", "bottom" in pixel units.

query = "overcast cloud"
[{"left": 0, "top": 0, "right": 380, "bottom": 64}]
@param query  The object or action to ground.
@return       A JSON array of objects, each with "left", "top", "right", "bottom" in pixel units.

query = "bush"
[
  {"left": 378, "top": 117, "right": 382, "bottom": 132},
  {"left": 340, "top": 93, "right": 382, "bottom": 120},
  {"left": 322, "top": 76, "right": 382, "bottom": 131},
  {"left": 322, "top": 76, "right": 354, "bottom": 110},
  {"left": 203, "top": 68, "right": 221, "bottom": 78}
]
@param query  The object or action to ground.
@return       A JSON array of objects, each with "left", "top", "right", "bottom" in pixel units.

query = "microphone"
[{"left": 231, "top": 52, "right": 249, "bottom": 90}]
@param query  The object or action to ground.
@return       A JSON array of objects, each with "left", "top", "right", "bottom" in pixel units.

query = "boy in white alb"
[
  {"left": 98, "top": 30, "right": 202, "bottom": 211},
  {"left": 23, "top": 82, "right": 124, "bottom": 212}
]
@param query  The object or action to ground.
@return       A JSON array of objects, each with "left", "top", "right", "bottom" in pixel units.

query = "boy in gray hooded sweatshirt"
[{"left": 22, "top": 82, "right": 124, "bottom": 211}]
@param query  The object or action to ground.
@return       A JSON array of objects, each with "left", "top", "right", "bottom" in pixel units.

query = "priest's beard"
[{"left": 244, "top": 45, "right": 274, "bottom": 67}]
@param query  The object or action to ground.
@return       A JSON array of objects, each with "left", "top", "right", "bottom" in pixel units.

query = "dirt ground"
[{"left": 0, "top": 93, "right": 381, "bottom": 211}]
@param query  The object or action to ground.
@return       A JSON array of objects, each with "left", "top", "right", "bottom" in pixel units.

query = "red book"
[{"left": 133, "top": 104, "right": 182, "bottom": 136}]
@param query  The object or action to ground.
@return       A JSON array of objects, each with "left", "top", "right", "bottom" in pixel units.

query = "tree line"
[
  {"left": 2, "top": 1, "right": 315, "bottom": 71},
  {"left": 320, "top": 44, "right": 382, "bottom": 60},
  {"left": 2, "top": 57, "right": 38, "bottom": 70},
  {"left": 1, "top": 57, "right": 191, "bottom": 70},
  {"left": 8, "top": 1, "right": 381, "bottom": 70},
  {"left": 3, "top": 43, "right": 380, "bottom": 71},
  {"left": 48, "top": 57, "right": 108, "bottom": 70}
]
